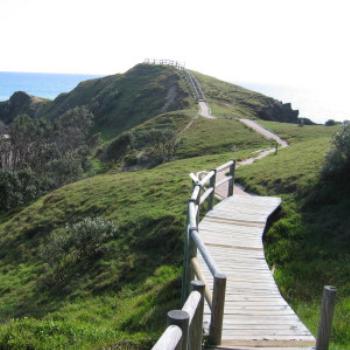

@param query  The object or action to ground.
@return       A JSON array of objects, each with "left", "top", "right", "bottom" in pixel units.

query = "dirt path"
[
  {"left": 239, "top": 118, "right": 288, "bottom": 148},
  {"left": 196, "top": 105, "right": 289, "bottom": 198},
  {"left": 198, "top": 101, "right": 215, "bottom": 119}
]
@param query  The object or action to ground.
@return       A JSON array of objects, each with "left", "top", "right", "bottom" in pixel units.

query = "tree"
[
  {"left": 325, "top": 119, "right": 338, "bottom": 126},
  {"left": 322, "top": 122, "right": 350, "bottom": 181}
]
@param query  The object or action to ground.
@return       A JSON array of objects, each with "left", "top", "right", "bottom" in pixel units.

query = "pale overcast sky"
[{"left": 1, "top": 0, "right": 349, "bottom": 121}]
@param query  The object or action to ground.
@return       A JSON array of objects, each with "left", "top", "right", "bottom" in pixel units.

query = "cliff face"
[
  {"left": 0, "top": 91, "right": 48, "bottom": 124},
  {"left": 254, "top": 101, "right": 300, "bottom": 123}
]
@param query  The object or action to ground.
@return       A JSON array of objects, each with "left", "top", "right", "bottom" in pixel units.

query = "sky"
[{"left": 1, "top": 0, "right": 349, "bottom": 122}]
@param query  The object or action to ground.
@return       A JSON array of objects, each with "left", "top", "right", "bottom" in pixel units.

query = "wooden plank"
[{"left": 195, "top": 194, "right": 314, "bottom": 348}]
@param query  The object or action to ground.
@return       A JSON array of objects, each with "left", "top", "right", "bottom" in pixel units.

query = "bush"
[
  {"left": 325, "top": 119, "right": 338, "bottom": 126},
  {"left": 68, "top": 217, "right": 118, "bottom": 259},
  {"left": 41, "top": 217, "right": 118, "bottom": 286},
  {"left": 0, "top": 169, "right": 45, "bottom": 211},
  {"left": 104, "top": 132, "right": 133, "bottom": 162},
  {"left": 322, "top": 123, "right": 350, "bottom": 181}
]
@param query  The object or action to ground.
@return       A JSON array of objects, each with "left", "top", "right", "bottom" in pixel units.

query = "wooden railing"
[
  {"left": 144, "top": 58, "right": 186, "bottom": 70},
  {"left": 152, "top": 160, "right": 236, "bottom": 349}
]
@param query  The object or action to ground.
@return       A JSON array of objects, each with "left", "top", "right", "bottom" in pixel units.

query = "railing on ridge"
[
  {"left": 144, "top": 58, "right": 186, "bottom": 70},
  {"left": 152, "top": 160, "right": 236, "bottom": 350}
]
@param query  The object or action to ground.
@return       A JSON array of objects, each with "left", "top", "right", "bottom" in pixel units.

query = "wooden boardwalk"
[{"left": 197, "top": 194, "right": 315, "bottom": 349}]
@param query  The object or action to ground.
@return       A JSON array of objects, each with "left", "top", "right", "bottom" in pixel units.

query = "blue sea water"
[{"left": 0, "top": 72, "right": 100, "bottom": 101}]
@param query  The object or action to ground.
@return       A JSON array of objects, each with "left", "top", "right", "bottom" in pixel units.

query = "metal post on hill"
[{"left": 316, "top": 285, "right": 337, "bottom": 350}]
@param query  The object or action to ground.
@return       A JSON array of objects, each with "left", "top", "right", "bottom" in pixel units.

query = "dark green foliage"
[
  {"left": 325, "top": 119, "right": 339, "bottom": 126},
  {"left": 0, "top": 168, "right": 46, "bottom": 211},
  {"left": 104, "top": 132, "right": 133, "bottom": 162},
  {"left": 0, "top": 107, "right": 97, "bottom": 212},
  {"left": 322, "top": 123, "right": 350, "bottom": 181}
]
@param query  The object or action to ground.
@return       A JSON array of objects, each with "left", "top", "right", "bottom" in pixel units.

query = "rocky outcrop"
[
  {"left": 0, "top": 91, "right": 49, "bottom": 124},
  {"left": 255, "top": 100, "right": 300, "bottom": 123}
]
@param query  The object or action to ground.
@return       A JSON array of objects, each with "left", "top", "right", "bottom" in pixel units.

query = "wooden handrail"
[
  {"left": 190, "top": 184, "right": 201, "bottom": 203},
  {"left": 199, "top": 187, "right": 213, "bottom": 205},
  {"left": 216, "top": 160, "right": 234, "bottom": 172},
  {"left": 182, "top": 290, "right": 201, "bottom": 323},
  {"left": 190, "top": 228, "right": 223, "bottom": 278},
  {"left": 153, "top": 160, "right": 235, "bottom": 349},
  {"left": 199, "top": 170, "right": 215, "bottom": 186},
  {"left": 191, "top": 257, "right": 213, "bottom": 308},
  {"left": 215, "top": 175, "right": 232, "bottom": 188},
  {"left": 152, "top": 325, "right": 182, "bottom": 350},
  {"left": 188, "top": 202, "right": 198, "bottom": 229}
]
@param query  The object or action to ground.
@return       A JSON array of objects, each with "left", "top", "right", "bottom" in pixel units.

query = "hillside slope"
[{"left": 194, "top": 71, "right": 301, "bottom": 123}]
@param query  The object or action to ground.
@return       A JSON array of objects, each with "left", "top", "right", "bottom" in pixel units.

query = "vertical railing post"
[
  {"left": 190, "top": 280, "right": 205, "bottom": 350},
  {"left": 316, "top": 286, "right": 337, "bottom": 350},
  {"left": 167, "top": 310, "right": 190, "bottom": 350},
  {"left": 208, "top": 169, "right": 217, "bottom": 210},
  {"left": 209, "top": 273, "right": 226, "bottom": 345},
  {"left": 188, "top": 228, "right": 197, "bottom": 293},
  {"left": 228, "top": 160, "right": 236, "bottom": 197},
  {"left": 181, "top": 220, "right": 190, "bottom": 304}
]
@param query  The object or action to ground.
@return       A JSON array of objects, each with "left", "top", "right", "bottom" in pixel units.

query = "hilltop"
[
  {"left": 0, "top": 64, "right": 301, "bottom": 137},
  {"left": 0, "top": 91, "right": 49, "bottom": 124}
]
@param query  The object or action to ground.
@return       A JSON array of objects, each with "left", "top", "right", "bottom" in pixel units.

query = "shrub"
[
  {"left": 104, "top": 132, "right": 133, "bottom": 162},
  {"left": 68, "top": 217, "right": 118, "bottom": 259},
  {"left": 41, "top": 217, "right": 118, "bottom": 287},
  {"left": 322, "top": 123, "right": 350, "bottom": 181},
  {"left": 325, "top": 119, "right": 338, "bottom": 126},
  {"left": 0, "top": 168, "right": 45, "bottom": 211}
]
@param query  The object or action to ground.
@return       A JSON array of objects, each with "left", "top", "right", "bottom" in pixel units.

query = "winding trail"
[
  {"left": 239, "top": 118, "right": 288, "bottom": 148},
  {"left": 193, "top": 103, "right": 314, "bottom": 348}
]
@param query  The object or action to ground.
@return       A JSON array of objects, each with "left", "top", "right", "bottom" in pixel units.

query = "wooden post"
[
  {"left": 208, "top": 169, "right": 217, "bottom": 210},
  {"left": 228, "top": 160, "right": 236, "bottom": 197},
  {"left": 209, "top": 273, "right": 226, "bottom": 345},
  {"left": 167, "top": 310, "right": 189, "bottom": 350},
  {"left": 186, "top": 227, "right": 198, "bottom": 298},
  {"left": 190, "top": 281, "right": 205, "bottom": 350},
  {"left": 316, "top": 286, "right": 337, "bottom": 350},
  {"left": 181, "top": 222, "right": 190, "bottom": 304}
]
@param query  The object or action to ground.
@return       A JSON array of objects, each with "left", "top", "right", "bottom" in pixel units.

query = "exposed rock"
[{"left": 256, "top": 100, "right": 300, "bottom": 123}]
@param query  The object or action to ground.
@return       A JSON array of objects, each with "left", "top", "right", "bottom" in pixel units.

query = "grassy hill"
[
  {"left": 40, "top": 64, "right": 195, "bottom": 140},
  {"left": 0, "top": 151, "right": 254, "bottom": 349},
  {"left": 0, "top": 64, "right": 348, "bottom": 349},
  {"left": 193, "top": 71, "right": 300, "bottom": 123}
]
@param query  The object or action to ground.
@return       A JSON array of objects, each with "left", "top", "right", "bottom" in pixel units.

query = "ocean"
[{"left": 0, "top": 71, "right": 99, "bottom": 102}]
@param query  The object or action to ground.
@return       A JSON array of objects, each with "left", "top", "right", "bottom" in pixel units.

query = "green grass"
[
  {"left": 0, "top": 150, "right": 251, "bottom": 349},
  {"left": 259, "top": 120, "right": 340, "bottom": 144},
  {"left": 193, "top": 71, "right": 299, "bottom": 123},
  {"left": 237, "top": 137, "right": 350, "bottom": 349},
  {"left": 42, "top": 64, "right": 195, "bottom": 140},
  {"left": 176, "top": 116, "right": 271, "bottom": 158}
]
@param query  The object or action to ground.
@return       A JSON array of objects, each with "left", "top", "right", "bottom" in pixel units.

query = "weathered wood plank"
[{"left": 197, "top": 194, "right": 315, "bottom": 348}]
